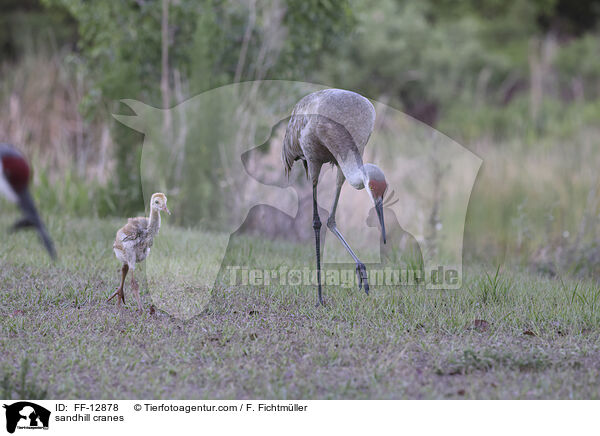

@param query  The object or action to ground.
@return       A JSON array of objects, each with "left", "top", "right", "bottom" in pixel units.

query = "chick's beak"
[
  {"left": 163, "top": 206, "right": 171, "bottom": 215},
  {"left": 375, "top": 198, "right": 386, "bottom": 244}
]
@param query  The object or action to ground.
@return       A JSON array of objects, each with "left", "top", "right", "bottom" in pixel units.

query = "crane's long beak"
[
  {"left": 375, "top": 198, "right": 386, "bottom": 244},
  {"left": 14, "top": 190, "right": 56, "bottom": 259},
  {"left": 162, "top": 206, "right": 171, "bottom": 215}
]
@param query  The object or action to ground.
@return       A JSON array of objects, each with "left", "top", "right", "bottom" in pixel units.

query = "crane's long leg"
[
  {"left": 312, "top": 184, "right": 324, "bottom": 306},
  {"left": 327, "top": 170, "right": 370, "bottom": 294},
  {"left": 107, "top": 264, "right": 128, "bottom": 306}
]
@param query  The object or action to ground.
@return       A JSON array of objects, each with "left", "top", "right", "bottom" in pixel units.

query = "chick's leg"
[
  {"left": 131, "top": 269, "right": 142, "bottom": 312},
  {"left": 107, "top": 264, "right": 129, "bottom": 306}
]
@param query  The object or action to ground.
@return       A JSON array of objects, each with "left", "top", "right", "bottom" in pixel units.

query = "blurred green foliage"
[
  {"left": 318, "top": 0, "right": 600, "bottom": 133},
  {"left": 0, "top": 0, "right": 76, "bottom": 60},
  {"left": 2, "top": 0, "right": 600, "bottom": 271},
  {"left": 40, "top": 0, "right": 354, "bottom": 216}
]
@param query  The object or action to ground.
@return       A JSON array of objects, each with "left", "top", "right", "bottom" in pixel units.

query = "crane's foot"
[
  {"left": 315, "top": 283, "right": 326, "bottom": 307},
  {"left": 356, "top": 262, "right": 370, "bottom": 295}
]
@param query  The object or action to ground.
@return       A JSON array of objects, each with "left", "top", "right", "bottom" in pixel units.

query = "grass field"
[{"left": 2, "top": 213, "right": 600, "bottom": 400}]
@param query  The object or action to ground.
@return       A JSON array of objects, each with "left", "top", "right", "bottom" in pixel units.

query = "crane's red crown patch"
[
  {"left": 369, "top": 180, "right": 387, "bottom": 199},
  {"left": 2, "top": 155, "right": 30, "bottom": 193}
]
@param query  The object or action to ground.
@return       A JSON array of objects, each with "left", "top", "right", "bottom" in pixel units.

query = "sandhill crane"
[
  {"left": 282, "top": 89, "right": 387, "bottom": 305},
  {"left": 0, "top": 143, "right": 56, "bottom": 258},
  {"left": 107, "top": 193, "right": 170, "bottom": 311}
]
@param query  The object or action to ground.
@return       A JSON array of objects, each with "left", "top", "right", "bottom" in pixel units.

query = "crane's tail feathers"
[
  {"left": 281, "top": 115, "right": 309, "bottom": 179},
  {"left": 282, "top": 144, "right": 295, "bottom": 178},
  {"left": 282, "top": 157, "right": 308, "bottom": 179}
]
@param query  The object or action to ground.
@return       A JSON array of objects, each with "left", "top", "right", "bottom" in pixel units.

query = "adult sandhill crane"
[
  {"left": 107, "top": 193, "right": 170, "bottom": 311},
  {"left": 0, "top": 143, "right": 56, "bottom": 258},
  {"left": 282, "top": 89, "right": 387, "bottom": 305}
]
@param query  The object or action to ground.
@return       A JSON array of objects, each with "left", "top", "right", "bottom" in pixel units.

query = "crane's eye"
[{"left": 155, "top": 200, "right": 159, "bottom": 204}]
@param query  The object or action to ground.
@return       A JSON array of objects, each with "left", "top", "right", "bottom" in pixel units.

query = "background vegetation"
[{"left": 1, "top": 0, "right": 600, "bottom": 277}]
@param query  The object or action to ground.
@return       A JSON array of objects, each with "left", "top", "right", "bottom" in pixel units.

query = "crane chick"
[{"left": 107, "top": 193, "right": 170, "bottom": 311}]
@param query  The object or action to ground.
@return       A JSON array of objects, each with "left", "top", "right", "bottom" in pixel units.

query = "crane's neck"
[
  {"left": 335, "top": 149, "right": 367, "bottom": 190},
  {"left": 148, "top": 208, "right": 161, "bottom": 235},
  {"left": 345, "top": 165, "right": 366, "bottom": 190}
]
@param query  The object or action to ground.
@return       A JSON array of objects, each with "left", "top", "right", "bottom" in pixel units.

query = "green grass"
[{"left": 2, "top": 213, "right": 600, "bottom": 399}]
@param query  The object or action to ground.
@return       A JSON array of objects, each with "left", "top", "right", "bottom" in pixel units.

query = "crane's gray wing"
[{"left": 287, "top": 89, "right": 376, "bottom": 184}]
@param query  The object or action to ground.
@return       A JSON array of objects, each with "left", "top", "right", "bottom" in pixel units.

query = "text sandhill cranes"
[
  {"left": 282, "top": 89, "right": 388, "bottom": 305},
  {"left": 108, "top": 193, "right": 170, "bottom": 311},
  {"left": 0, "top": 143, "right": 56, "bottom": 258}
]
